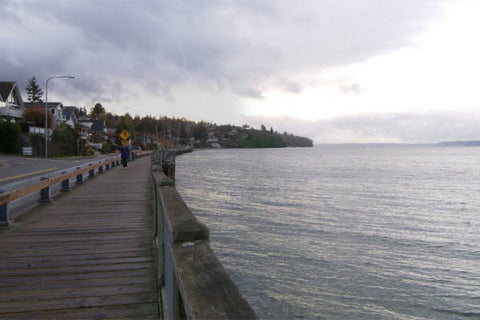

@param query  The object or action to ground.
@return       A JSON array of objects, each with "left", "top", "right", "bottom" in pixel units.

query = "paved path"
[{"left": 0, "top": 156, "right": 160, "bottom": 319}]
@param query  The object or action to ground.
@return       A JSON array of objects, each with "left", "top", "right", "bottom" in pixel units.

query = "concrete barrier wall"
[{"left": 151, "top": 151, "right": 257, "bottom": 320}]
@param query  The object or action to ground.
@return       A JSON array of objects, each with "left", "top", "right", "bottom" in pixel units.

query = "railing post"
[
  {"left": 76, "top": 167, "right": 84, "bottom": 184},
  {"left": 98, "top": 165, "right": 104, "bottom": 174},
  {"left": 89, "top": 168, "right": 95, "bottom": 178},
  {"left": 106, "top": 163, "right": 110, "bottom": 170},
  {"left": 61, "top": 171, "right": 71, "bottom": 192},
  {"left": 165, "top": 230, "right": 181, "bottom": 320},
  {"left": 39, "top": 177, "right": 51, "bottom": 202},
  {"left": 0, "top": 191, "right": 9, "bottom": 226}
]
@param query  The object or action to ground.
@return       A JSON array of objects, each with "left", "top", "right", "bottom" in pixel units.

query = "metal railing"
[{"left": 151, "top": 150, "right": 257, "bottom": 319}]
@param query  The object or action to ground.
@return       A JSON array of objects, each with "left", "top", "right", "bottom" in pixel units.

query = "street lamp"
[{"left": 45, "top": 75, "right": 75, "bottom": 158}]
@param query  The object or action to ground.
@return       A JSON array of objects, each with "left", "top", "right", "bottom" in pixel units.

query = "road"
[{"left": 0, "top": 154, "right": 117, "bottom": 188}]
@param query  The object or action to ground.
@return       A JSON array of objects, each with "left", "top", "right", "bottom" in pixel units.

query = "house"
[
  {"left": 77, "top": 118, "right": 93, "bottom": 140},
  {"left": 63, "top": 106, "right": 79, "bottom": 129},
  {"left": 77, "top": 118, "right": 107, "bottom": 141},
  {"left": 0, "top": 81, "right": 24, "bottom": 121},
  {"left": 90, "top": 119, "right": 106, "bottom": 134},
  {"left": 24, "top": 101, "right": 65, "bottom": 128}
]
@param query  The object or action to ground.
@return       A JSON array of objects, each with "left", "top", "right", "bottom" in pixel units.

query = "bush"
[
  {"left": 102, "top": 142, "right": 115, "bottom": 153},
  {"left": 0, "top": 119, "right": 22, "bottom": 153},
  {"left": 52, "top": 123, "right": 79, "bottom": 156}
]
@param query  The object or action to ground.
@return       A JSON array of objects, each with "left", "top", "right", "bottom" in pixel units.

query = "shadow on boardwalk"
[{"left": 0, "top": 156, "right": 160, "bottom": 319}]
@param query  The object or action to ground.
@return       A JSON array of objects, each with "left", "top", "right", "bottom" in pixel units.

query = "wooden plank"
[
  {"left": 0, "top": 156, "right": 159, "bottom": 319},
  {"left": 0, "top": 303, "right": 159, "bottom": 320},
  {"left": 0, "top": 292, "right": 157, "bottom": 314},
  {"left": 0, "top": 282, "right": 156, "bottom": 303},
  {"left": 0, "top": 269, "right": 155, "bottom": 288}
]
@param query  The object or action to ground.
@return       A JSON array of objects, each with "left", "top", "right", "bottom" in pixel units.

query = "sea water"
[{"left": 175, "top": 145, "right": 480, "bottom": 319}]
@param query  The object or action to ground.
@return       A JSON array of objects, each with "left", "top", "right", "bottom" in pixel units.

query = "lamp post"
[{"left": 45, "top": 76, "right": 75, "bottom": 159}]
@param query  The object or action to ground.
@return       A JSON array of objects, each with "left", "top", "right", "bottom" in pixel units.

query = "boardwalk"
[{"left": 0, "top": 156, "right": 160, "bottom": 319}]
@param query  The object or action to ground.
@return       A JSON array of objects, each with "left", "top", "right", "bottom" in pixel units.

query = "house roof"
[
  {"left": 91, "top": 119, "right": 106, "bottom": 132},
  {"left": 64, "top": 109, "right": 76, "bottom": 121},
  {"left": 24, "top": 102, "right": 63, "bottom": 109},
  {"left": 0, "top": 82, "right": 16, "bottom": 102},
  {"left": 63, "top": 106, "right": 78, "bottom": 120},
  {"left": 0, "top": 82, "right": 24, "bottom": 108}
]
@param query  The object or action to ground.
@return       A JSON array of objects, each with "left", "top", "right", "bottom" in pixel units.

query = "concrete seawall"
[{"left": 151, "top": 150, "right": 257, "bottom": 319}]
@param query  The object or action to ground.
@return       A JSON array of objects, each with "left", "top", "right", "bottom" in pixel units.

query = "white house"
[{"left": 0, "top": 82, "right": 24, "bottom": 121}]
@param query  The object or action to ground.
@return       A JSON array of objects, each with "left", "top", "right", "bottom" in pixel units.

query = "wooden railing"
[
  {"left": 0, "top": 151, "right": 150, "bottom": 225},
  {"left": 151, "top": 150, "right": 257, "bottom": 319}
]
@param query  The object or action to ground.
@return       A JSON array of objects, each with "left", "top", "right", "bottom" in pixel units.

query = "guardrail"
[
  {"left": 0, "top": 151, "right": 151, "bottom": 226},
  {"left": 151, "top": 150, "right": 257, "bottom": 319}
]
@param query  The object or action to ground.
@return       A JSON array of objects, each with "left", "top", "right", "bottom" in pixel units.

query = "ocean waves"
[{"left": 176, "top": 146, "right": 480, "bottom": 319}]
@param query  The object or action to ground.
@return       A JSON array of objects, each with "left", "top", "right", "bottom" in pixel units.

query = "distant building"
[{"left": 0, "top": 81, "right": 25, "bottom": 121}]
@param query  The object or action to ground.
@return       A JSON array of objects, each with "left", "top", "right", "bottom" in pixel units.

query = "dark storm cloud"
[{"left": 1, "top": 0, "right": 443, "bottom": 104}]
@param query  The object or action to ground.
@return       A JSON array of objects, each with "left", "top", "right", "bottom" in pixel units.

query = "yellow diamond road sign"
[{"left": 119, "top": 130, "right": 130, "bottom": 141}]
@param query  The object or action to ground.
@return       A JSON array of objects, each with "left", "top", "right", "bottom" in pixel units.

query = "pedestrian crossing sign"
[{"left": 119, "top": 130, "right": 130, "bottom": 141}]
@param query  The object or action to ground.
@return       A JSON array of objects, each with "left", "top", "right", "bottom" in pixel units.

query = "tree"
[
  {"left": 116, "top": 113, "right": 136, "bottom": 139},
  {"left": 0, "top": 118, "right": 21, "bottom": 153},
  {"left": 192, "top": 123, "right": 208, "bottom": 140},
  {"left": 261, "top": 124, "right": 266, "bottom": 131},
  {"left": 25, "top": 77, "right": 43, "bottom": 102},
  {"left": 52, "top": 123, "right": 78, "bottom": 156},
  {"left": 78, "top": 107, "right": 87, "bottom": 117},
  {"left": 23, "top": 104, "right": 53, "bottom": 128},
  {"left": 90, "top": 103, "right": 105, "bottom": 118},
  {"left": 179, "top": 122, "right": 187, "bottom": 139}
]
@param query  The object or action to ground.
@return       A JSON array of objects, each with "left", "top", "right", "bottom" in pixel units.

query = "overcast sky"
[{"left": 2, "top": 0, "right": 479, "bottom": 143}]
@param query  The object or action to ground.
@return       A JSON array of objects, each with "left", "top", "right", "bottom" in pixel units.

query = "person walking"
[{"left": 120, "top": 145, "right": 130, "bottom": 169}]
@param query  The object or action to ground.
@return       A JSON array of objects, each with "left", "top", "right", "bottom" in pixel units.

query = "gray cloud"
[{"left": 1, "top": 0, "right": 443, "bottom": 104}]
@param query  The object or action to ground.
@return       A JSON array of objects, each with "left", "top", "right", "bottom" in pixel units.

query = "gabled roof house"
[
  {"left": 91, "top": 119, "right": 106, "bottom": 133},
  {"left": 0, "top": 82, "right": 25, "bottom": 120},
  {"left": 63, "top": 106, "right": 79, "bottom": 129}
]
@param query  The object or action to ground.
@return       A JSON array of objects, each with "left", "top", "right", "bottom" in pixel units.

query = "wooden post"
[
  {"left": 61, "top": 171, "right": 71, "bottom": 192},
  {"left": 61, "top": 179, "right": 71, "bottom": 192},
  {"left": 76, "top": 167, "right": 84, "bottom": 184},
  {"left": 39, "top": 177, "right": 51, "bottom": 202},
  {"left": 89, "top": 169, "right": 95, "bottom": 178},
  {"left": 98, "top": 165, "right": 104, "bottom": 174},
  {"left": 0, "top": 191, "right": 9, "bottom": 225}
]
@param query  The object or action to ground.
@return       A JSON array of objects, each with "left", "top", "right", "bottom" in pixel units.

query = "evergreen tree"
[
  {"left": 90, "top": 103, "right": 105, "bottom": 118},
  {"left": 25, "top": 77, "right": 44, "bottom": 102}
]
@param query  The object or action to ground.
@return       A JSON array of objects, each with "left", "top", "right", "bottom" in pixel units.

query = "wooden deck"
[{"left": 0, "top": 156, "right": 160, "bottom": 319}]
